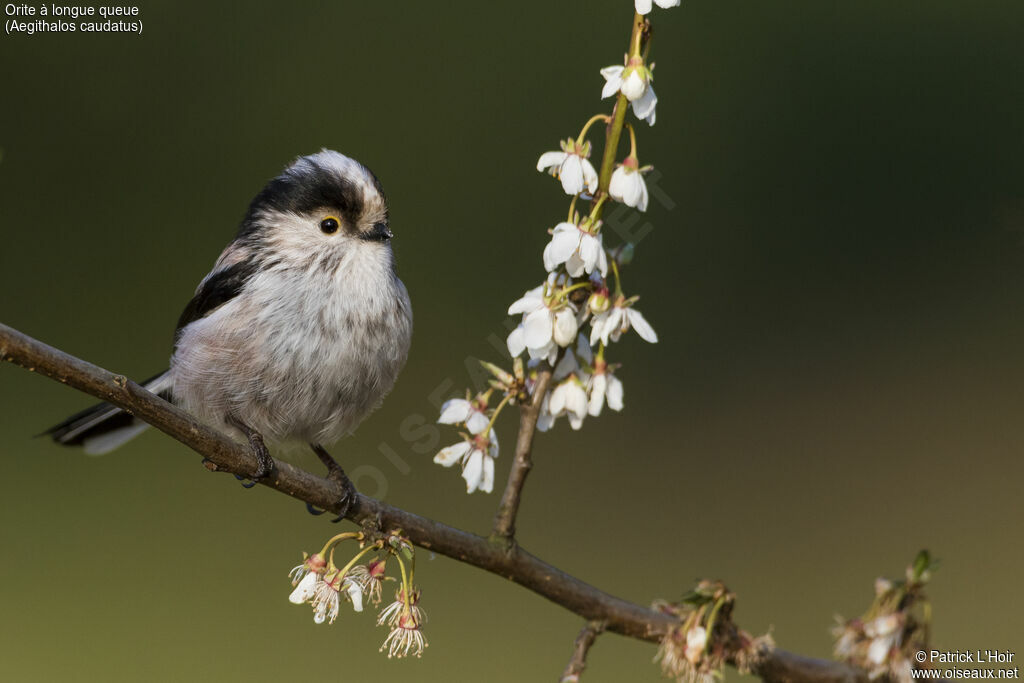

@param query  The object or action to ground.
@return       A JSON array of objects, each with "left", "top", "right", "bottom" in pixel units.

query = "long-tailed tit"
[{"left": 46, "top": 150, "right": 413, "bottom": 510}]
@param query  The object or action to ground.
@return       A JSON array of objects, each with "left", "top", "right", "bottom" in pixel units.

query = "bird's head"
[{"left": 238, "top": 150, "right": 393, "bottom": 269}]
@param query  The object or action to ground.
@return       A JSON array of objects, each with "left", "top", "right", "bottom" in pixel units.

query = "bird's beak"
[{"left": 365, "top": 222, "right": 393, "bottom": 242}]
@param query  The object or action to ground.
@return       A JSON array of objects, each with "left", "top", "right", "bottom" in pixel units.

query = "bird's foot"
[
  {"left": 310, "top": 444, "right": 358, "bottom": 523},
  {"left": 227, "top": 416, "right": 276, "bottom": 487}
]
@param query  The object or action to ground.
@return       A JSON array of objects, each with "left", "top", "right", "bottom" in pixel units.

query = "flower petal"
[
  {"left": 508, "top": 288, "right": 543, "bottom": 315},
  {"left": 589, "top": 312, "right": 608, "bottom": 346},
  {"left": 600, "top": 66, "right": 624, "bottom": 99},
  {"left": 437, "top": 399, "right": 471, "bottom": 425},
  {"left": 595, "top": 243, "right": 608, "bottom": 276},
  {"left": 289, "top": 572, "right": 318, "bottom": 604},
  {"left": 621, "top": 70, "right": 647, "bottom": 101},
  {"left": 506, "top": 325, "right": 526, "bottom": 357},
  {"left": 632, "top": 84, "right": 657, "bottom": 126},
  {"left": 609, "top": 167, "right": 629, "bottom": 202},
  {"left": 627, "top": 308, "right": 658, "bottom": 343},
  {"left": 568, "top": 384, "right": 588, "bottom": 418},
  {"left": 536, "top": 150, "right": 566, "bottom": 172},
  {"left": 635, "top": 173, "right": 649, "bottom": 212},
  {"left": 606, "top": 374, "right": 624, "bottom": 411},
  {"left": 523, "top": 308, "right": 554, "bottom": 349},
  {"left": 345, "top": 578, "right": 364, "bottom": 613},
  {"left": 434, "top": 441, "right": 471, "bottom": 467},
  {"left": 634, "top": 0, "right": 654, "bottom": 14},
  {"left": 480, "top": 454, "right": 495, "bottom": 494},
  {"left": 536, "top": 395, "right": 555, "bottom": 432},
  {"left": 553, "top": 308, "right": 579, "bottom": 347},
  {"left": 581, "top": 158, "right": 599, "bottom": 194},
  {"left": 543, "top": 229, "right": 581, "bottom": 272},
  {"left": 588, "top": 373, "right": 607, "bottom": 417},
  {"left": 601, "top": 308, "right": 622, "bottom": 346},
  {"left": 462, "top": 450, "right": 483, "bottom": 493},
  {"left": 559, "top": 156, "right": 585, "bottom": 195},
  {"left": 465, "top": 411, "right": 489, "bottom": 434},
  {"left": 553, "top": 348, "right": 579, "bottom": 380},
  {"left": 549, "top": 383, "right": 568, "bottom": 415}
]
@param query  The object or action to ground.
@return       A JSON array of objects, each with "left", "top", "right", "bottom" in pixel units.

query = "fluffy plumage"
[{"left": 47, "top": 150, "right": 413, "bottom": 454}]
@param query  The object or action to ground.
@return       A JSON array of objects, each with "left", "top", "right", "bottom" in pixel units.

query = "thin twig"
[
  {"left": 0, "top": 321, "right": 868, "bottom": 683},
  {"left": 559, "top": 621, "right": 605, "bottom": 682},
  {"left": 492, "top": 365, "right": 553, "bottom": 542}
]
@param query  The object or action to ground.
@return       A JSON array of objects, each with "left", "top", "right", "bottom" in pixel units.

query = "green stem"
[
  {"left": 597, "top": 94, "right": 629, "bottom": 195},
  {"left": 597, "top": 12, "right": 647, "bottom": 199},
  {"left": 577, "top": 113, "right": 612, "bottom": 146},
  {"left": 558, "top": 281, "right": 594, "bottom": 300},
  {"left": 610, "top": 259, "right": 624, "bottom": 297},
  {"left": 318, "top": 531, "right": 362, "bottom": 558},
  {"left": 483, "top": 393, "right": 512, "bottom": 438},
  {"left": 395, "top": 553, "right": 412, "bottom": 612},
  {"left": 587, "top": 194, "right": 609, "bottom": 222},
  {"left": 704, "top": 596, "right": 726, "bottom": 654},
  {"left": 336, "top": 544, "right": 378, "bottom": 581},
  {"left": 625, "top": 122, "right": 638, "bottom": 160}
]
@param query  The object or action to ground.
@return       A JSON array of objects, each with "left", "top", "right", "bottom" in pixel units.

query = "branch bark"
[
  {"left": 492, "top": 365, "right": 552, "bottom": 542},
  {"left": 560, "top": 621, "right": 605, "bottom": 682},
  {"left": 0, "top": 321, "right": 868, "bottom": 683}
]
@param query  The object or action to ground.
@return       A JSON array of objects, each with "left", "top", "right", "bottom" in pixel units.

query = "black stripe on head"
[
  {"left": 238, "top": 152, "right": 374, "bottom": 240},
  {"left": 173, "top": 259, "right": 260, "bottom": 348}
]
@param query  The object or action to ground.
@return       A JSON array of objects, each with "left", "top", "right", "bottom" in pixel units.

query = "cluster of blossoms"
[
  {"left": 433, "top": 2, "right": 675, "bottom": 493},
  {"left": 832, "top": 551, "right": 937, "bottom": 682},
  {"left": 288, "top": 530, "right": 427, "bottom": 658},
  {"left": 653, "top": 581, "right": 774, "bottom": 683}
]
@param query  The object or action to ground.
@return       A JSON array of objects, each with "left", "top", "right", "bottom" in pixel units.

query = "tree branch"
[
  {"left": 560, "top": 621, "right": 605, "bottom": 682},
  {"left": 0, "top": 321, "right": 868, "bottom": 683},
  {"left": 492, "top": 365, "right": 553, "bottom": 542}
]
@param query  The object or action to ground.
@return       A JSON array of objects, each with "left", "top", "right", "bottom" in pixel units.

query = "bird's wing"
[{"left": 173, "top": 242, "right": 260, "bottom": 348}]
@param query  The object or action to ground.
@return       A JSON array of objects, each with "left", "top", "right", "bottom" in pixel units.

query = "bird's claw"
[
  {"left": 327, "top": 470, "right": 357, "bottom": 523},
  {"left": 308, "top": 443, "right": 357, "bottom": 523},
  {"left": 235, "top": 474, "right": 258, "bottom": 489},
  {"left": 224, "top": 417, "right": 276, "bottom": 488}
]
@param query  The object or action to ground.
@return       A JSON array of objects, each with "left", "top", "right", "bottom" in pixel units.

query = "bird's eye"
[{"left": 320, "top": 216, "right": 340, "bottom": 234}]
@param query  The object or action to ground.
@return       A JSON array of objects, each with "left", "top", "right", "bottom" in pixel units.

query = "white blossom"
[
  {"left": 377, "top": 589, "right": 428, "bottom": 659},
  {"left": 536, "top": 139, "right": 598, "bottom": 195},
  {"left": 536, "top": 393, "right": 555, "bottom": 432},
  {"left": 553, "top": 335, "right": 593, "bottom": 381},
  {"left": 864, "top": 615, "right": 902, "bottom": 666},
  {"left": 310, "top": 573, "right": 362, "bottom": 624},
  {"left": 684, "top": 625, "right": 708, "bottom": 664},
  {"left": 548, "top": 377, "right": 589, "bottom": 430},
  {"left": 543, "top": 221, "right": 608, "bottom": 277},
  {"left": 433, "top": 431, "right": 498, "bottom": 494},
  {"left": 437, "top": 397, "right": 489, "bottom": 434},
  {"left": 635, "top": 0, "right": 681, "bottom": 15},
  {"left": 600, "top": 62, "right": 658, "bottom": 126},
  {"left": 588, "top": 366, "right": 624, "bottom": 416},
  {"left": 344, "top": 577, "right": 364, "bottom": 613},
  {"left": 590, "top": 298, "right": 658, "bottom": 346},
  {"left": 288, "top": 571, "right": 319, "bottom": 605},
  {"left": 380, "top": 616, "right": 428, "bottom": 659},
  {"left": 609, "top": 163, "right": 650, "bottom": 211},
  {"left": 506, "top": 284, "right": 578, "bottom": 362}
]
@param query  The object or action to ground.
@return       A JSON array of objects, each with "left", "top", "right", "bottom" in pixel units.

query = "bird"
[{"left": 44, "top": 150, "right": 413, "bottom": 513}]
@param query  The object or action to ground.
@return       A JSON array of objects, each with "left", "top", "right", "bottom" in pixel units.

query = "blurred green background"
[{"left": 2, "top": 1, "right": 1023, "bottom": 680}]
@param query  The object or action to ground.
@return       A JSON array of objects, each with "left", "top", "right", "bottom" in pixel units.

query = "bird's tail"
[{"left": 44, "top": 371, "right": 173, "bottom": 455}]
